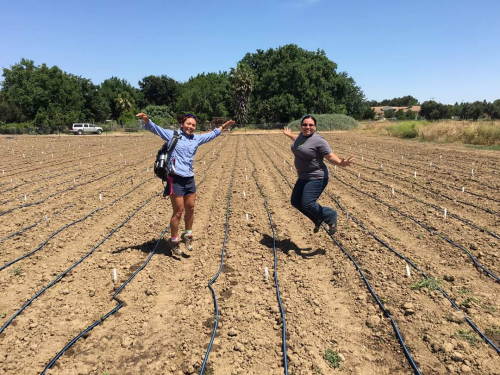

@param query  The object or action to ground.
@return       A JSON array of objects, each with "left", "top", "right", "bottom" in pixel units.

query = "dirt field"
[{"left": 0, "top": 131, "right": 499, "bottom": 375}]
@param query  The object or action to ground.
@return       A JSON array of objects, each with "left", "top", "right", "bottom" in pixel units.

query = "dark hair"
[
  {"left": 177, "top": 113, "right": 197, "bottom": 125},
  {"left": 301, "top": 115, "right": 317, "bottom": 126}
]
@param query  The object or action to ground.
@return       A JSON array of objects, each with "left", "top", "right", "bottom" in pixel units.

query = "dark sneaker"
[
  {"left": 168, "top": 238, "right": 182, "bottom": 256},
  {"left": 181, "top": 233, "right": 193, "bottom": 251},
  {"left": 313, "top": 219, "right": 322, "bottom": 233},
  {"left": 327, "top": 221, "right": 337, "bottom": 236}
]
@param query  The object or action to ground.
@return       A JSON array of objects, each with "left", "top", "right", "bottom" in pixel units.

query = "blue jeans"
[{"left": 291, "top": 178, "right": 337, "bottom": 226}]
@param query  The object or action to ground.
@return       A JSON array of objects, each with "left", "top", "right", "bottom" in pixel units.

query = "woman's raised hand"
[
  {"left": 136, "top": 113, "right": 150, "bottom": 124},
  {"left": 341, "top": 156, "right": 356, "bottom": 167},
  {"left": 282, "top": 126, "right": 293, "bottom": 137},
  {"left": 222, "top": 120, "right": 235, "bottom": 130}
]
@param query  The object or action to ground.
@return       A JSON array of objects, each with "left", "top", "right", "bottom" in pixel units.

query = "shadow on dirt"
[
  {"left": 112, "top": 238, "right": 188, "bottom": 259},
  {"left": 260, "top": 234, "right": 326, "bottom": 258}
]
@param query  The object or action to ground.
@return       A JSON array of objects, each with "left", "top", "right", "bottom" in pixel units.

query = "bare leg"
[
  {"left": 183, "top": 193, "right": 196, "bottom": 230},
  {"left": 169, "top": 195, "right": 184, "bottom": 238}
]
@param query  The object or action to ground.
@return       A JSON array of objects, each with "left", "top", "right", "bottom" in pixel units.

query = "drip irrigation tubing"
[
  {"left": 352, "top": 161, "right": 500, "bottom": 204},
  {"left": 0, "top": 178, "right": 152, "bottom": 272},
  {"left": 0, "top": 152, "right": 152, "bottom": 218},
  {"left": 324, "top": 192, "right": 500, "bottom": 355},
  {"left": 328, "top": 172, "right": 500, "bottom": 283},
  {"left": 200, "top": 138, "right": 238, "bottom": 375},
  {"left": 40, "top": 213, "right": 168, "bottom": 374},
  {"left": 249, "top": 157, "right": 289, "bottom": 374},
  {"left": 0, "top": 202, "right": 74, "bottom": 243},
  {"left": 340, "top": 167, "right": 500, "bottom": 240},
  {"left": 0, "top": 191, "right": 159, "bottom": 335},
  {"left": 264, "top": 138, "right": 500, "bottom": 282},
  {"left": 254, "top": 137, "right": 421, "bottom": 374},
  {"left": 41, "top": 144, "right": 223, "bottom": 373}
]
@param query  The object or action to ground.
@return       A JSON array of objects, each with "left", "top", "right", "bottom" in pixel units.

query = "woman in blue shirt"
[{"left": 136, "top": 112, "right": 235, "bottom": 255}]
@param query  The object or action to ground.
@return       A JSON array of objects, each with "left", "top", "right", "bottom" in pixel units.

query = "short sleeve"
[{"left": 317, "top": 137, "right": 332, "bottom": 156}]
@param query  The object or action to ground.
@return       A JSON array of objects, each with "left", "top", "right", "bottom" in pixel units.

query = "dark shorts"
[{"left": 164, "top": 175, "right": 196, "bottom": 197}]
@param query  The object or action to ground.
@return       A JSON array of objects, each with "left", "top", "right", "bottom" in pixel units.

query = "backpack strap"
[{"left": 167, "top": 130, "right": 180, "bottom": 152}]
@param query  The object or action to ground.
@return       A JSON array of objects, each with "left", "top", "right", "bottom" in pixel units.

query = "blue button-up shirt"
[{"left": 144, "top": 120, "right": 221, "bottom": 177}]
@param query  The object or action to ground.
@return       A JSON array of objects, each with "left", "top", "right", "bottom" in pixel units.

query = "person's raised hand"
[
  {"left": 282, "top": 126, "right": 293, "bottom": 137},
  {"left": 136, "top": 113, "right": 149, "bottom": 124},
  {"left": 222, "top": 120, "right": 235, "bottom": 130}
]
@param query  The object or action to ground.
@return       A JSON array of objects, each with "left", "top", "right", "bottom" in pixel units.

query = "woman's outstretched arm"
[{"left": 325, "top": 153, "right": 355, "bottom": 167}]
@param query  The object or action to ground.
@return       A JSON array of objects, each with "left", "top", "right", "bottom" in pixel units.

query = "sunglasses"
[{"left": 301, "top": 123, "right": 315, "bottom": 127}]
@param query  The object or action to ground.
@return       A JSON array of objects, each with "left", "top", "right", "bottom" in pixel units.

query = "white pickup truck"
[{"left": 70, "top": 123, "right": 103, "bottom": 135}]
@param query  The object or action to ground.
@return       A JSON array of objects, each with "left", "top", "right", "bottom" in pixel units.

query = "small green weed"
[
  {"left": 324, "top": 349, "right": 342, "bottom": 369},
  {"left": 455, "top": 329, "right": 481, "bottom": 347},
  {"left": 0, "top": 313, "right": 6, "bottom": 318},
  {"left": 485, "top": 326, "right": 500, "bottom": 335},
  {"left": 13, "top": 268, "right": 22, "bottom": 276},
  {"left": 313, "top": 365, "right": 322, "bottom": 374},
  {"left": 410, "top": 277, "right": 441, "bottom": 290}
]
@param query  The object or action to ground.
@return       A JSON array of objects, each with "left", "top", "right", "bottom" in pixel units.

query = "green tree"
[
  {"left": 99, "top": 77, "right": 140, "bottom": 120},
  {"left": 230, "top": 63, "right": 254, "bottom": 125},
  {"left": 239, "top": 45, "right": 365, "bottom": 123},
  {"left": 394, "top": 108, "right": 406, "bottom": 120},
  {"left": 361, "top": 106, "right": 376, "bottom": 120},
  {"left": 175, "top": 72, "right": 232, "bottom": 122},
  {"left": 139, "top": 75, "right": 180, "bottom": 107},
  {"left": 141, "top": 104, "right": 175, "bottom": 124},
  {"left": 2, "top": 59, "right": 85, "bottom": 132}
]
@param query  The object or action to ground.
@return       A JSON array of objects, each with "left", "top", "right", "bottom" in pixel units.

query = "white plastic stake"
[
  {"left": 444, "top": 208, "right": 447, "bottom": 219},
  {"left": 264, "top": 267, "right": 269, "bottom": 281},
  {"left": 10, "top": 178, "right": 13, "bottom": 183},
  {"left": 89, "top": 152, "right": 91, "bottom": 157},
  {"left": 23, "top": 153, "right": 25, "bottom": 158},
  {"left": 334, "top": 165, "right": 337, "bottom": 170},
  {"left": 471, "top": 169, "right": 474, "bottom": 176},
  {"left": 283, "top": 158, "right": 286, "bottom": 164},
  {"left": 358, "top": 173, "right": 360, "bottom": 178},
  {"left": 245, "top": 175, "right": 248, "bottom": 181},
  {"left": 203, "top": 161, "right": 205, "bottom": 165},
  {"left": 462, "top": 187, "right": 465, "bottom": 192},
  {"left": 406, "top": 264, "right": 411, "bottom": 277},
  {"left": 380, "top": 164, "right": 383, "bottom": 169},
  {"left": 290, "top": 166, "right": 292, "bottom": 171},
  {"left": 392, "top": 187, "right": 395, "bottom": 195},
  {"left": 414, "top": 171, "right": 417, "bottom": 178},
  {"left": 429, "top": 162, "right": 432, "bottom": 166},
  {"left": 24, "top": 195, "right": 27, "bottom": 201},
  {"left": 245, "top": 213, "right": 249, "bottom": 222},
  {"left": 440, "top": 155, "right": 442, "bottom": 159},
  {"left": 113, "top": 269, "right": 117, "bottom": 283},
  {"left": 44, "top": 214, "right": 49, "bottom": 222},
  {"left": 99, "top": 193, "right": 102, "bottom": 201},
  {"left": 2, "top": 170, "right": 4, "bottom": 175},
  {"left": 243, "top": 191, "right": 246, "bottom": 198},
  {"left": 361, "top": 156, "right": 364, "bottom": 161}
]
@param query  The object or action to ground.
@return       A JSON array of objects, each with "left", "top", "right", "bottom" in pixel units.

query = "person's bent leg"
[
  {"left": 301, "top": 179, "right": 329, "bottom": 223},
  {"left": 292, "top": 179, "right": 319, "bottom": 224}
]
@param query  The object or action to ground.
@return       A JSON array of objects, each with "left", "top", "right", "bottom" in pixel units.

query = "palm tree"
[{"left": 230, "top": 63, "right": 254, "bottom": 125}]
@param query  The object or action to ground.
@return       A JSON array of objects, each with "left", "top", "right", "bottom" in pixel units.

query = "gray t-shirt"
[{"left": 291, "top": 132, "right": 332, "bottom": 180}]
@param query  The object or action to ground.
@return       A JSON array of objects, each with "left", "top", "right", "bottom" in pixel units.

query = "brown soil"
[{"left": 0, "top": 132, "right": 499, "bottom": 375}]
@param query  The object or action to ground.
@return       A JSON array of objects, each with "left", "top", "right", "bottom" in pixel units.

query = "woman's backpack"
[{"left": 154, "top": 131, "right": 180, "bottom": 181}]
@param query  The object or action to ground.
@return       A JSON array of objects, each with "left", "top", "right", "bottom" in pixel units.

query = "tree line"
[
  {"left": 0, "top": 45, "right": 368, "bottom": 133},
  {"left": 366, "top": 95, "right": 500, "bottom": 121}
]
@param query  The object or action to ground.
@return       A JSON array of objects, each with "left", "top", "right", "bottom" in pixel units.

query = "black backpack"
[{"left": 154, "top": 130, "right": 181, "bottom": 181}]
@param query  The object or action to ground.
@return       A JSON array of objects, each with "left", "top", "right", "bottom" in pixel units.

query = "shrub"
[
  {"left": 385, "top": 121, "right": 422, "bottom": 138},
  {"left": 418, "top": 121, "right": 500, "bottom": 145},
  {"left": 288, "top": 114, "right": 358, "bottom": 132},
  {"left": 0, "top": 122, "right": 36, "bottom": 134}
]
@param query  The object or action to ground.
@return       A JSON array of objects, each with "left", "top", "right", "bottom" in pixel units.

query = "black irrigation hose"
[
  {"left": 341, "top": 168, "right": 500, "bottom": 240},
  {"left": 42, "top": 141, "right": 224, "bottom": 373},
  {"left": 324, "top": 192, "right": 500, "bottom": 355},
  {"left": 254, "top": 138, "right": 421, "bottom": 374},
  {"left": 249, "top": 157, "right": 289, "bottom": 374},
  {"left": 329, "top": 173, "right": 500, "bottom": 283},
  {"left": 0, "top": 203, "right": 74, "bottom": 243},
  {"left": 41, "top": 198, "right": 166, "bottom": 374},
  {"left": 0, "top": 190, "right": 159, "bottom": 335},
  {"left": 355, "top": 162, "right": 500, "bottom": 205},
  {"left": 200, "top": 138, "right": 238, "bottom": 375},
  {"left": 0, "top": 179, "right": 152, "bottom": 272}
]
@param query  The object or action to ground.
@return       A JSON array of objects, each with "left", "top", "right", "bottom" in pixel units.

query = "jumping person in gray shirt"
[{"left": 282, "top": 115, "right": 354, "bottom": 235}]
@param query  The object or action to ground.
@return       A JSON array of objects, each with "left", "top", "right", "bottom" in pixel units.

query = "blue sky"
[{"left": 1, "top": 0, "right": 499, "bottom": 104}]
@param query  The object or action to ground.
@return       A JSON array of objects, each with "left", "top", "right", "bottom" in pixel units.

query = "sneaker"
[
  {"left": 327, "top": 221, "right": 337, "bottom": 236},
  {"left": 168, "top": 238, "right": 182, "bottom": 256},
  {"left": 313, "top": 219, "right": 322, "bottom": 233},
  {"left": 181, "top": 233, "right": 193, "bottom": 251}
]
